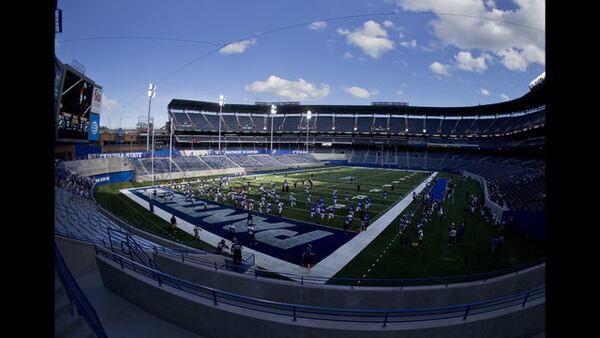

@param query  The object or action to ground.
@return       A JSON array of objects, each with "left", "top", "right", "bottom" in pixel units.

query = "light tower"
[
  {"left": 218, "top": 94, "right": 224, "bottom": 151},
  {"left": 306, "top": 110, "right": 312, "bottom": 152},
  {"left": 146, "top": 83, "right": 156, "bottom": 151},
  {"left": 270, "top": 104, "right": 277, "bottom": 152}
]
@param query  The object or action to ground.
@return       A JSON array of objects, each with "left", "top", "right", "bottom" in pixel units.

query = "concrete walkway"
[{"left": 76, "top": 269, "right": 206, "bottom": 338}]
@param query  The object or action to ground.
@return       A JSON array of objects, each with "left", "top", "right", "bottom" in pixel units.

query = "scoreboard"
[{"left": 55, "top": 62, "right": 102, "bottom": 142}]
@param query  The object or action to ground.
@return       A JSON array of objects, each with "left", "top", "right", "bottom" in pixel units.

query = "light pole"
[
  {"left": 270, "top": 104, "right": 277, "bottom": 153},
  {"left": 218, "top": 94, "right": 224, "bottom": 152},
  {"left": 146, "top": 83, "right": 156, "bottom": 151},
  {"left": 151, "top": 117, "right": 155, "bottom": 188},
  {"left": 169, "top": 115, "right": 173, "bottom": 186},
  {"left": 306, "top": 110, "right": 312, "bottom": 153}
]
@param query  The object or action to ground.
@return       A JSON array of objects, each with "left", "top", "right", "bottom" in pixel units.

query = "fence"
[
  {"left": 96, "top": 246, "right": 545, "bottom": 326},
  {"left": 55, "top": 244, "right": 108, "bottom": 338}
]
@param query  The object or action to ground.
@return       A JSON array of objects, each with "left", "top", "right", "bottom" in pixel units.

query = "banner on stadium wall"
[
  {"left": 180, "top": 149, "right": 209, "bottom": 157},
  {"left": 91, "top": 87, "right": 103, "bottom": 115},
  {"left": 88, "top": 113, "right": 100, "bottom": 141},
  {"left": 207, "top": 149, "right": 260, "bottom": 156},
  {"left": 88, "top": 152, "right": 144, "bottom": 159},
  {"left": 143, "top": 148, "right": 181, "bottom": 158},
  {"left": 75, "top": 143, "right": 102, "bottom": 159},
  {"left": 91, "top": 170, "right": 134, "bottom": 186}
]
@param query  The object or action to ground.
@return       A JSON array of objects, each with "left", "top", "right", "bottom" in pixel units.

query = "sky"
[{"left": 55, "top": 0, "right": 545, "bottom": 129}]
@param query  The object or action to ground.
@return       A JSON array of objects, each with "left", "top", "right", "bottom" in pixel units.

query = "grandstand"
[{"left": 53, "top": 39, "right": 545, "bottom": 338}]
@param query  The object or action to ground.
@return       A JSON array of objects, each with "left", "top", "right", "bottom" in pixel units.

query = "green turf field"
[
  {"left": 94, "top": 167, "right": 544, "bottom": 282},
  {"left": 174, "top": 166, "right": 429, "bottom": 230},
  {"left": 331, "top": 172, "right": 545, "bottom": 285}
]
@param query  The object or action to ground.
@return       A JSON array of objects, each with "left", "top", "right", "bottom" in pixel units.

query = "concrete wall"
[
  {"left": 135, "top": 162, "right": 325, "bottom": 182},
  {"left": 63, "top": 157, "right": 134, "bottom": 177},
  {"left": 154, "top": 253, "right": 545, "bottom": 309},
  {"left": 462, "top": 171, "right": 507, "bottom": 221},
  {"left": 55, "top": 237, "right": 98, "bottom": 278},
  {"left": 311, "top": 153, "right": 348, "bottom": 161},
  {"left": 98, "top": 256, "right": 545, "bottom": 338}
]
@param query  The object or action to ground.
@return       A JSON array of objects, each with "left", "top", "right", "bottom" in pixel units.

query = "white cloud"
[
  {"left": 399, "top": 39, "right": 417, "bottom": 48},
  {"left": 337, "top": 20, "right": 395, "bottom": 59},
  {"left": 245, "top": 75, "right": 330, "bottom": 101},
  {"left": 455, "top": 51, "right": 491, "bottom": 73},
  {"left": 497, "top": 48, "right": 527, "bottom": 71},
  {"left": 480, "top": 88, "right": 491, "bottom": 96},
  {"left": 102, "top": 96, "right": 119, "bottom": 111},
  {"left": 393, "top": 0, "right": 545, "bottom": 71},
  {"left": 429, "top": 61, "right": 451, "bottom": 76},
  {"left": 219, "top": 38, "right": 256, "bottom": 54},
  {"left": 499, "top": 93, "right": 510, "bottom": 101},
  {"left": 343, "top": 52, "right": 354, "bottom": 59},
  {"left": 383, "top": 20, "right": 395, "bottom": 28},
  {"left": 308, "top": 21, "right": 327, "bottom": 31},
  {"left": 344, "top": 86, "right": 378, "bottom": 99},
  {"left": 395, "top": 90, "right": 404, "bottom": 96}
]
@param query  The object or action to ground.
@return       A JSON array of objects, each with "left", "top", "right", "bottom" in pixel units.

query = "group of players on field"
[{"left": 155, "top": 172, "right": 396, "bottom": 233}]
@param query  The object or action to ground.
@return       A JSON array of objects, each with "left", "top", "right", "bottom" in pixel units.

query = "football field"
[{"left": 180, "top": 166, "right": 429, "bottom": 231}]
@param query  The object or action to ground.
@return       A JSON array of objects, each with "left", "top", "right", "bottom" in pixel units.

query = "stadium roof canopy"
[{"left": 168, "top": 82, "right": 545, "bottom": 116}]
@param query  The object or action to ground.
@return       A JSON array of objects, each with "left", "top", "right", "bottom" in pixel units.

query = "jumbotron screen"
[{"left": 57, "top": 68, "right": 96, "bottom": 141}]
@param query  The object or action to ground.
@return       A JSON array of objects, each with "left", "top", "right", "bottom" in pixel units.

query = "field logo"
[
  {"left": 369, "top": 189, "right": 381, "bottom": 193},
  {"left": 352, "top": 195, "right": 368, "bottom": 200}
]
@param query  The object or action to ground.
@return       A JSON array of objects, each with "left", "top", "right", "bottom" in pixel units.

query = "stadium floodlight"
[
  {"left": 218, "top": 94, "right": 225, "bottom": 151},
  {"left": 146, "top": 83, "right": 157, "bottom": 151},
  {"left": 270, "top": 105, "right": 277, "bottom": 152},
  {"left": 306, "top": 111, "right": 312, "bottom": 152},
  {"left": 423, "top": 129, "right": 427, "bottom": 133}
]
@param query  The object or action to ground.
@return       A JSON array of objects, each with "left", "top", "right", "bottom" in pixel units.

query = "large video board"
[{"left": 56, "top": 65, "right": 101, "bottom": 142}]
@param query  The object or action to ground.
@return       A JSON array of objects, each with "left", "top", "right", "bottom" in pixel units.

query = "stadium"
[{"left": 53, "top": 1, "right": 546, "bottom": 338}]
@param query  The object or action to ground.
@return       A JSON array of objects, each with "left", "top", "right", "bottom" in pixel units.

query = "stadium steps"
[{"left": 55, "top": 274, "right": 94, "bottom": 338}]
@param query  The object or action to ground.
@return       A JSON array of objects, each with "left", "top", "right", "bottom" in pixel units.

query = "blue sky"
[{"left": 55, "top": 0, "right": 545, "bottom": 128}]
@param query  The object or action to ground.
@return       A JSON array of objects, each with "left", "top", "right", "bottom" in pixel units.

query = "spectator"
[{"left": 193, "top": 224, "right": 201, "bottom": 239}]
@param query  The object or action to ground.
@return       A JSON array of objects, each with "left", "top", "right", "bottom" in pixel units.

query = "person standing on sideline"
[
  {"left": 216, "top": 239, "right": 229, "bottom": 255},
  {"left": 449, "top": 227, "right": 457, "bottom": 246},
  {"left": 229, "top": 224, "right": 236, "bottom": 241},
  {"left": 302, "top": 244, "right": 315, "bottom": 272},
  {"left": 247, "top": 212, "right": 253, "bottom": 226},
  {"left": 457, "top": 222, "right": 465, "bottom": 243},
  {"left": 193, "top": 224, "right": 202, "bottom": 239},
  {"left": 170, "top": 214, "right": 177, "bottom": 230},
  {"left": 247, "top": 225, "right": 257, "bottom": 245},
  {"left": 231, "top": 238, "right": 243, "bottom": 265},
  {"left": 357, "top": 183, "right": 360, "bottom": 192}
]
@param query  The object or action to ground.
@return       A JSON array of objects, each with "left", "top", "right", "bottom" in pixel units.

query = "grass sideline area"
[
  {"left": 95, "top": 181, "right": 216, "bottom": 252},
  {"left": 330, "top": 172, "right": 545, "bottom": 285}
]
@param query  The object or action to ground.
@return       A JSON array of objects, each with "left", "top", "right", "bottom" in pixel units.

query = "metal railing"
[
  {"left": 55, "top": 244, "right": 108, "bottom": 338},
  {"left": 57, "top": 185, "right": 542, "bottom": 287},
  {"left": 96, "top": 246, "right": 544, "bottom": 326}
]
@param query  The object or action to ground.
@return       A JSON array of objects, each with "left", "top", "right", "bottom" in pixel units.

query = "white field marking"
[
  {"left": 120, "top": 188, "right": 314, "bottom": 278},
  {"left": 307, "top": 172, "right": 437, "bottom": 281}
]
